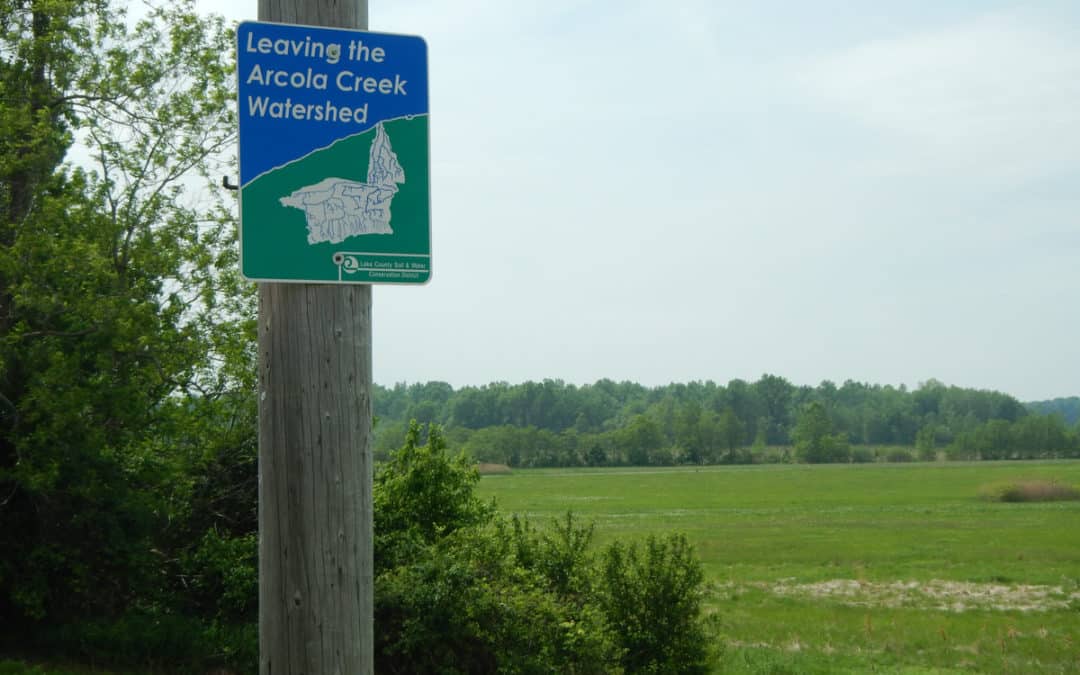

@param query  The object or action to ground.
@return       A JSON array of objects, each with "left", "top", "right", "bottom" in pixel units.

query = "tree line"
[
  {"left": 373, "top": 378, "right": 1080, "bottom": 466},
  {"left": 1026, "top": 396, "right": 1080, "bottom": 427}
]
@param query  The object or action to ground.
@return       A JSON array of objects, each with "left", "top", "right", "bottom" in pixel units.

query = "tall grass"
[{"left": 979, "top": 479, "right": 1080, "bottom": 502}]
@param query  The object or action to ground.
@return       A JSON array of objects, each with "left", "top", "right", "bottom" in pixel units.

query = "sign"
[{"left": 237, "top": 21, "right": 430, "bottom": 284}]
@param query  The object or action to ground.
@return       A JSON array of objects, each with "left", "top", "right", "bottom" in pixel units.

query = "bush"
[
  {"left": 33, "top": 612, "right": 255, "bottom": 674},
  {"left": 182, "top": 529, "right": 258, "bottom": 622},
  {"left": 0, "top": 662, "right": 49, "bottom": 675},
  {"left": 596, "top": 534, "right": 713, "bottom": 674},
  {"left": 476, "top": 462, "right": 512, "bottom": 475},
  {"left": 884, "top": 449, "right": 914, "bottom": 463},
  {"left": 979, "top": 480, "right": 1080, "bottom": 502},
  {"left": 719, "top": 447, "right": 754, "bottom": 465},
  {"left": 511, "top": 512, "right": 596, "bottom": 600},
  {"left": 850, "top": 448, "right": 876, "bottom": 463},
  {"left": 374, "top": 421, "right": 495, "bottom": 572},
  {"left": 374, "top": 425, "right": 715, "bottom": 673},
  {"left": 375, "top": 526, "right": 618, "bottom": 675},
  {"left": 374, "top": 424, "right": 620, "bottom": 673}
]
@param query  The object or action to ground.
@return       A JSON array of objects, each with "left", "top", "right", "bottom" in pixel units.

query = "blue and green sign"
[{"left": 237, "top": 21, "right": 430, "bottom": 283}]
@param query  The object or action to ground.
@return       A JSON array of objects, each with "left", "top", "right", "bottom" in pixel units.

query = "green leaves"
[
  {"left": 0, "top": 0, "right": 250, "bottom": 629},
  {"left": 792, "top": 401, "right": 850, "bottom": 463},
  {"left": 374, "top": 421, "right": 495, "bottom": 569},
  {"left": 597, "top": 534, "right": 712, "bottom": 674},
  {"left": 373, "top": 424, "right": 713, "bottom": 674}
]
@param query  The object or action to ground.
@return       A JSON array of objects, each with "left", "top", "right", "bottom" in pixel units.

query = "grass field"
[{"left": 477, "top": 461, "right": 1080, "bottom": 674}]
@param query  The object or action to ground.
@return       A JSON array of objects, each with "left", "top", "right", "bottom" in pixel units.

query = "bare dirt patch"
[{"left": 731, "top": 579, "right": 1080, "bottom": 612}]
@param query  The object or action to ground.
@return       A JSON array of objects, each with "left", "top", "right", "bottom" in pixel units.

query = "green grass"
[{"left": 478, "top": 461, "right": 1080, "bottom": 673}]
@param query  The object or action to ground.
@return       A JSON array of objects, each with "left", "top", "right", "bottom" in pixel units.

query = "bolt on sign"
[{"left": 237, "top": 21, "right": 430, "bottom": 284}]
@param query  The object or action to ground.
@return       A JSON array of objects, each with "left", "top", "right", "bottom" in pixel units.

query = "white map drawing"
[{"left": 279, "top": 122, "right": 405, "bottom": 244}]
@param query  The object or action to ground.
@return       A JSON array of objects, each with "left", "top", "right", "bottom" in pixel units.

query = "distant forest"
[
  {"left": 1027, "top": 397, "right": 1080, "bottom": 427},
  {"left": 373, "top": 377, "right": 1080, "bottom": 467}
]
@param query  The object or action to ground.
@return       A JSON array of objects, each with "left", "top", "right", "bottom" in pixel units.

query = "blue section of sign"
[{"left": 237, "top": 21, "right": 428, "bottom": 185}]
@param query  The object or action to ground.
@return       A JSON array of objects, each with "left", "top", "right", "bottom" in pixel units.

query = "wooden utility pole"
[{"left": 257, "top": 0, "right": 373, "bottom": 672}]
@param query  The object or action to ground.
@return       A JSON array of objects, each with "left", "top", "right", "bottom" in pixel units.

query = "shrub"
[
  {"left": 33, "top": 611, "right": 255, "bottom": 674},
  {"left": 596, "top": 534, "right": 712, "bottom": 674},
  {"left": 510, "top": 512, "right": 596, "bottom": 600},
  {"left": 374, "top": 421, "right": 495, "bottom": 572},
  {"left": 0, "top": 662, "right": 47, "bottom": 674},
  {"left": 476, "top": 462, "right": 512, "bottom": 475},
  {"left": 885, "top": 449, "right": 914, "bottom": 463},
  {"left": 182, "top": 529, "right": 258, "bottom": 622},
  {"left": 374, "top": 424, "right": 619, "bottom": 673},
  {"left": 719, "top": 447, "right": 754, "bottom": 465},
  {"left": 374, "top": 528, "right": 617, "bottom": 675},
  {"left": 850, "top": 448, "right": 876, "bottom": 463},
  {"left": 979, "top": 480, "right": 1080, "bottom": 502}
]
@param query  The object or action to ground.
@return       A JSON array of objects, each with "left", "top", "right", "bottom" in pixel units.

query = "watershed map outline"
[{"left": 278, "top": 122, "right": 404, "bottom": 244}]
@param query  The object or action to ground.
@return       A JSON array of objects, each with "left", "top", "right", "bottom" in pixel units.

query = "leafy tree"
[
  {"left": 723, "top": 378, "right": 762, "bottom": 432},
  {"left": 792, "top": 402, "right": 850, "bottom": 463},
  {"left": 1026, "top": 396, "right": 1080, "bottom": 427},
  {"left": 751, "top": 417, "right": 768, "bottom": 453},
  {"left": 0, "top": 0, "right": 240, "bottom": 627},
  {"left": 584, "top": 442, "right": 607, "bottom": 467},
  {"left": 755, "top": 373, "right": 795, "bottom": 444},
  {"left": 1010, "top": 414, "right": 1071, "bottom": 458},
  {"left": 977, "top": 419, "right": 1014, "bottom": 460},
  {"left": 674, "top": 401, "right": 703, "bottom": 463},
  {"left": 617, "top": 414, "right": 665, "bottom": 466},
  {"left": 913, "top": 379, "right": 947, "bottom": 417},
  {"left": 915, "top": 425, "right": 938, "bottom": 461},
  {"left": 717, "top": 407, "right": 745, "bottom": 462}
]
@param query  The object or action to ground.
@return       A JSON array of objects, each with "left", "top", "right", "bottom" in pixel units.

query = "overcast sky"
[{"left": 208, "top": 0, "right": 1080, "bottom": 401}]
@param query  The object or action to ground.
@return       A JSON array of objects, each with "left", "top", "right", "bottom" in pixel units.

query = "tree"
[
  {"left": 792, "top": 402, "right": 850, "bottom": 464},
  {"left": 0, "top": 0, "right": 241, "bottom": 628},
  {"left": 755, "top": 373, "right": 795, "bottom": 444},
  {"left": 751, "top": 417, "right": 768, "bottom": 453},
  {"left": 618, "top": 414, "right": 664, "bottom": 466},
  {"left": 977, "top": 419, "right": 1013, "bottom": 460},
  {"left": 585, "top": 442, "right": 607, "bottom": 466},
  {"left": 1025, "top": 396, "right": 1080, "bottom": 427},
  {"left": 717, "top": 407, "right": 745, "bottom": 462},
  {"left": 1010, "top": 414, "right": 1070, "bottom": 459},
  {"left": 915, "top": 425, "right": 938, "bottom": 461},
  {"left": 674, "top": 401, "right": 703, "bottom": 463}
]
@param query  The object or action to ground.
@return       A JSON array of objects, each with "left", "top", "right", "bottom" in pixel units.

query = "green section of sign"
[
  {"left": 240, "top": 115, "right": 430, "bottom": 283},
  {"left": 333, "top": 252, "right": 430, "bottom": 283}
]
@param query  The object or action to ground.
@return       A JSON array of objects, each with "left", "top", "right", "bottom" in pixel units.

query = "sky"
[{"left": 204, "top": 0, "right": 1080, "bottom": 401}]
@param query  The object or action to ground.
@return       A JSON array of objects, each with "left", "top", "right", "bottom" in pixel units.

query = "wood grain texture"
[
  {"left": 258, "top": 284, "right": 373, "bottom": 675},
  {"left": 258, "top": 3, "right": 371, "bottom": 671},
  {"left": 258, "top": 0, "right": 367, "bottom": 29}
]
